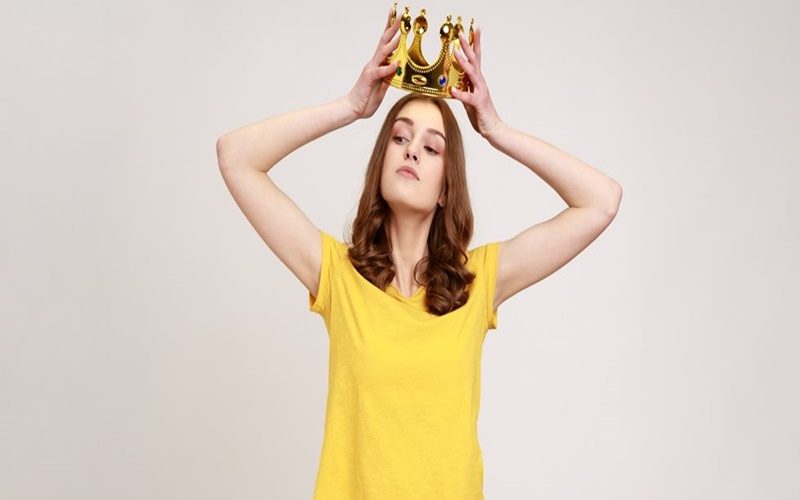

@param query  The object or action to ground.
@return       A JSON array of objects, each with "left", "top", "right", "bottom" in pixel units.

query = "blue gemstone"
[{"left": 438, "top": 75, "right": 447, "bottom": 86}]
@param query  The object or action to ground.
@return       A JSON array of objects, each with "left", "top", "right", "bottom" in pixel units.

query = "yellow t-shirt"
[{"left": 308, "top": 229, "right": 500, "bottom": 499}]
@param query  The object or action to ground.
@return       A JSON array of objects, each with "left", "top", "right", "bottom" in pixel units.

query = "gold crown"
[{"left": 383, "top": 2, "right": 475, "bottom": 99}]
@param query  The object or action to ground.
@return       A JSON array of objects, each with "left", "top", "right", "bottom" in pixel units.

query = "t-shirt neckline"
[{"left": 387, "top": 283, "right": 426, "bottom": 301}]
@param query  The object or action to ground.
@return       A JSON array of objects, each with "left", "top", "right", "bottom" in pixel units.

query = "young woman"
[{"left": 216, "top": 7, "right": 622, "bottom": 499}]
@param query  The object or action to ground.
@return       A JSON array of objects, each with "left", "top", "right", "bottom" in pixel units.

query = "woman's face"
[{"left": 380, "top": 100, "right": 447, "bottom": 216}]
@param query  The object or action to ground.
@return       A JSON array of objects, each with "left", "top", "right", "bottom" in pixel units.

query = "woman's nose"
[{"left": 405, "top": 149, "right": 418, "bottom": 162}]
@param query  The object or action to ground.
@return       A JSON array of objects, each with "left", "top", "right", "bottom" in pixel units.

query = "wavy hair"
[{"left": 345, "top": 92, "right": 476, "bottom": 316}]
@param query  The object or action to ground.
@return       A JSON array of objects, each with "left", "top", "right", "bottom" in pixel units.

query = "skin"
[{"left": 379, "top": 100, "right": 448, "bottom": 298}]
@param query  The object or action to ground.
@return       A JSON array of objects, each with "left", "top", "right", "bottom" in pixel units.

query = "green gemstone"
[{"left": 395, "top": 67, "right": 402, "bottom": 76}]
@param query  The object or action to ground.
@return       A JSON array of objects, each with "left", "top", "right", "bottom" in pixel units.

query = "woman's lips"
[{"left": 397, "top": 167, "right": 419, "bottom": 180}]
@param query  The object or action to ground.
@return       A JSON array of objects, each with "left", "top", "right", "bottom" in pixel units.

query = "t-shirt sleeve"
[
  {"left": 308, "top": 229, "right": 337, "bottom": 317},
  {"left": 469, "top": 242, "right": 502, "bottom": 330},
  {"left": 483, "top": 242, "right": 501, "bottom": 330}
]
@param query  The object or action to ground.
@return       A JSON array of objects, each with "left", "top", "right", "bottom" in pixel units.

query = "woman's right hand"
[{"left": 344, "top": 9, "right": 402, "bottom": 120}]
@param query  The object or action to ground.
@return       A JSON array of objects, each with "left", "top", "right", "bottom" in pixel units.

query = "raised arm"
[
  {"left": 485, "top": 122, "right": 622, "bottom": 312},
  {"left": 215, "top": 97, "right": 358, "bottom": 297},
  {"left": 449, "top": 25, "right": 623, "bottom": 314},
  {"left": 215, "top": 8, "right": 402, "bottom": 298},
  {"left": 216, "top": 97, "right": 357, "bottom": 176}
]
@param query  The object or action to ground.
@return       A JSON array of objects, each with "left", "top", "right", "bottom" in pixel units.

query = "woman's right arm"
[
  {"left": 215, "top": 4, "right": 401, "bottom": 173},
  {"left": 215, "top": 9, "right": 401, "bottom": 299},
  {"left": 214, "top": 97, "right": 358, "bottom": 299},
  {"left": 216, "top": 96, "right": 358, "bottom": 175}
]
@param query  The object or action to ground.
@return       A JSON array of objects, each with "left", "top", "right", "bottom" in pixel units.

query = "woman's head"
[{"left": 347, "top": 93, "right": 476, "bottom": 316}]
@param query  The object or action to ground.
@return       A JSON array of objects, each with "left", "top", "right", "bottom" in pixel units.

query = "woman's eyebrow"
[{"left": 394, "top": 117, "right": 446, "bottom": 142}]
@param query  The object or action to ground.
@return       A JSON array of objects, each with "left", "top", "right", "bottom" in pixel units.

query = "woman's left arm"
[
  {"left": 484, "top": 122, "right": 622, "bottom": 213},
  {"left": 451, "top": 26, "right": 622, "bottom": 311}
]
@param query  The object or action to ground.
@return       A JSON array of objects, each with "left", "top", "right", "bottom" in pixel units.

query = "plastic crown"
[{"left": 383, "top": 2, "right": 476, "bottom": 99}]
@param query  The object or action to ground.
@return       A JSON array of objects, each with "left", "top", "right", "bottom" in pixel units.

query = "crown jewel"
[{"left": 383, "top": 2, "right": 476, "bottom": 99}]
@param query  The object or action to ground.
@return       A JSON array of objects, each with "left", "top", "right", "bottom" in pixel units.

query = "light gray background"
[{"left": 2, "top": 0, "right": 798, "bottom": 499}]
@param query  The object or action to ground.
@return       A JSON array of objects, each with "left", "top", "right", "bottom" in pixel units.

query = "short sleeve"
[
  {"left": 483, "top": 242, "right": 501, "bottom": 330},
  {"left": 308, "top": 229, "right": 337, "bottom": 317},
  {"left": 468, "top": 242, "right": 501, "bottom": 330}
]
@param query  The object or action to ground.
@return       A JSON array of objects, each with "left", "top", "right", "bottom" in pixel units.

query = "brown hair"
[{"left": 345, "top": 92, "right": 476, "bottom": 316}]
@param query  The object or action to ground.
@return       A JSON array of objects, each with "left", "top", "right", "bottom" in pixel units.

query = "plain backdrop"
[{"left": 2, "top": 0, "right": 798, "bottom": 499}]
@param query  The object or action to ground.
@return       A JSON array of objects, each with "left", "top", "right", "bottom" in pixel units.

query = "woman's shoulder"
[
  {"left": 319, "top": 229, "right": 348, "bottom": 251},
  {"left": 466, "top": 241, "right": 501, "bottom": 275}
]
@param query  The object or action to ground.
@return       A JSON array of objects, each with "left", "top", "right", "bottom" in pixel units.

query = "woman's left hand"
[{"left": 451, "top": 26, "right": 504, "bottom": 140}]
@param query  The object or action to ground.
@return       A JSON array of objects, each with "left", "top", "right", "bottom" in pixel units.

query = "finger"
[
  {"left": 455, "top": 46, "right": 487, "bottom": 91},
  {"left": 473, "top": 26, "right": 482, "bottom": 64},
  {"left": 385, "top": 28, "right": 401, "bottom": 54},
  {"left": 384, "top": 5, "right": 399, "bottom": 31},
  {"left": 373, "top": 61, "right": 398, "bottom": 79},
  {"left": 373, "top": 32, "right": 401, "bottom": 65},
  {"left": 451, "top": 87, "right": 474, "bottom": 105},
  {"left": 381, "top": 14, "right": 401, "bottom": 42},
  {"left": 372, "top": 23, "right": 400, "bottom": 64},
  {"left": 454, "top": 46, "right": 476, "bottom": 80},
  {"left": 377, "top": 27, "right": 400, "bottom": 58},
  {"left": 458, "top": 31, "right": 479, "bottom": 68}
]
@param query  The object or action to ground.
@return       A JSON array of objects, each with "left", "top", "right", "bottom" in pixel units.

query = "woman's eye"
[{"left": 393, "top": 136, "right": 438, "bottom": 155}]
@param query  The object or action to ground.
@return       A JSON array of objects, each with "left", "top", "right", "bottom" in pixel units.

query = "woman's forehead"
[{"left": 396, "top": 101, "right": 443, "bottom": 126}]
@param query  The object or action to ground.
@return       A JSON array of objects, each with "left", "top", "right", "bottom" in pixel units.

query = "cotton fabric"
[{"left": 308, "top": 229, "right": 501, "bottom": 499}]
